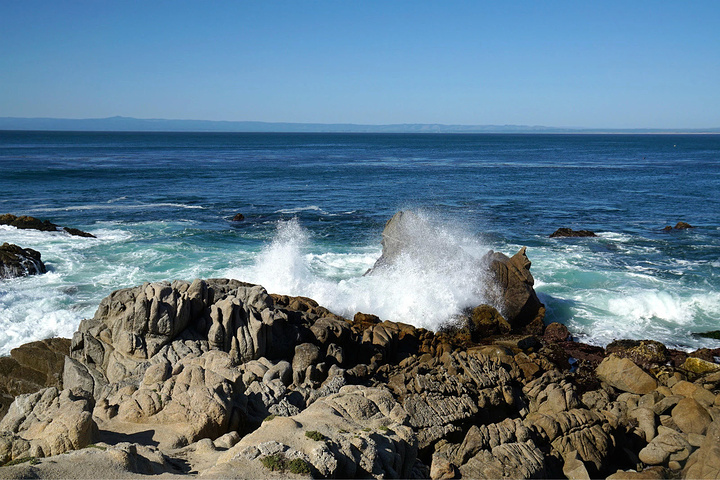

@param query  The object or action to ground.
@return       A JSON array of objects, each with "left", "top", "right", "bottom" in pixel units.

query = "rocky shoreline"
[{"left": 1, "top": 213, "right": 719, "bottom": 479}]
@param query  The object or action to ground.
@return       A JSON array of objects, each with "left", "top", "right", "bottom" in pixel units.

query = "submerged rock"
[
  {"left": 0, "top": 242, "right": 47, "bottom": 279},
  {"left": 549, "top": 228, "right": 597, "bottom": 238}
]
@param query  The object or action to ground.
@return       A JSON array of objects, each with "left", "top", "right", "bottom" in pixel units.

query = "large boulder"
[
  {"left": 0, "top": 242, "right": 47, "bottom": 279},
  {"left": 596, "top": 354, "right": 657, "bottom": 394}
]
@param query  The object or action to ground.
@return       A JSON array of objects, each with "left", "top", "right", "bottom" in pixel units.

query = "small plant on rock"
[{"left": 304, "top": 430, "right": 325, "bottom": 441}]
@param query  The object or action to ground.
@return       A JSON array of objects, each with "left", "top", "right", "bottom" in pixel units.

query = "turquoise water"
[{"left": 1, "top": 131, "right": 719, "bottom": 354}]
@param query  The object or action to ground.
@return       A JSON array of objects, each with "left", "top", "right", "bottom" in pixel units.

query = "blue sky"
[{"left": 1, "top": 1, "right": 718, "bottom": 128}]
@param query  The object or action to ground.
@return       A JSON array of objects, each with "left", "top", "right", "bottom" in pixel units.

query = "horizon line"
[{"left": 1, "top": 115, "right": 719, "bottom": 134}]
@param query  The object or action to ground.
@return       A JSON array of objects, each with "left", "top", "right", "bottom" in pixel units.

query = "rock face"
[
  {"left": 0, "top": 213, "right": 95, "bottom": 238},
  {"left": 0, "top": 243, "right": 47, "bottom": 279},
  {"left": 549, "top": 228, "right": 597, "bottom": 238},
  {"left": 0, "top": 387, "right": 96, "bottom": 464},
  {"left": 0, "top": 338, "right": 70, "bottom": 419}
]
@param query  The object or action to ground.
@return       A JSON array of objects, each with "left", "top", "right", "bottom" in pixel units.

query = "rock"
[
  {"left": 216, "top": 386, "right": 417, "bottom": 479},
  {"left": 0, "top": 387, "right": 96, "bottom": 463},
  {"left": 549, "top": 228, "right": 597, "bottom": 238},
  {"left": 0, "top": 338, "right": 71, "bottom": 419},
  {"left": 671, "top": 397, "right": 712, "bottom": 435},
  {"left": 63, "top": 227, "right": 96, "bottom": 238},
  {"left": 682, "top": 356, "right": 720, "bottom": 375},
  {"left": 483, "top": 247, "right": 545, "bottom": 329},
  {"left": 0, "top": 242, "right": 47, "bottom": 279},
  {"left": 0, "top": 213, "right": 94, "bottom": 237},
  {"left": 0, "top": 213, "right": 59, "bottom": 232},
  {"left": 673, "top": 222, "right": 694, "bottom": 230},
  {"left": 103, "top": 349, "right": 246, "bottom": 449},
  {"left": 562, "top": 450, "right": 590, "bottom": 480},
  {"left": 544, "top": 322, "right": 570, "bottom": 343},
  {"left": 683, "top": 419, "right": 720, "bottom": 479},
  {"left": 606, "top": 466, "right": 670, "bottom": 479},
  {"left": 596, "top": 354, "right": 657, "bottom": 394},
  {"left": 231, "top": 213, "right": 245, "bottom": 222},
  {"left": 469, "top": 304, "right": 511, "bottom": 338},
  {"left": 638, "top": 428, "right": 691, "bottom": 465},
  {"left": 606, "top": 339, "right": 669, "bottom": 370}
]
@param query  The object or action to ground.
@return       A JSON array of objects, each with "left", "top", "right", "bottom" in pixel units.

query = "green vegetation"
[
  {"left": 288, "top": 458, "right": 312, "bottom": 474},
  {"left": 379, "top": 425, "right": 390, "bottom": 432},
  {"left": 2, "top": 457, "right": 38, "bottom": 467},
  {"left": 304, "top": 430, "right": 325, "bottom": 441},
  {"left": 260, "top": 454, "right": 311, "bottom": 475},
  {"left": 362, "top": 427, "right": 371, "bottom": 432},
  {"left": 263, "top": 414, "right": 277, "bottom": 422},
  {"left": 87, "top": 444, "right": 107, "bottom": 451}
]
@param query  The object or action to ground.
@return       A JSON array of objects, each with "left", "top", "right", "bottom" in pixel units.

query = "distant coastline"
[{"left": 1, "top": 116, "right": 719, "bottom": 134}]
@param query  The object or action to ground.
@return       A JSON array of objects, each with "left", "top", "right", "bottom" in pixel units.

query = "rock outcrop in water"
[
  {"left": 0, "top": 213, "right": 95, "bottom": 238},
  {"left": 0, "top": 243, "right": 47, "bottom": 279},
  {"left": 367, "top": 211, "right": 545, "bottom": 331},
  {"left": 549, "top": 228, "right": 597, "bottom": 238}
]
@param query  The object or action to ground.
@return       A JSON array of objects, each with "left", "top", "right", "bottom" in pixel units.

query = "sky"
[{"left": 1, "top": 1, "right": 719, "bottom": 128}]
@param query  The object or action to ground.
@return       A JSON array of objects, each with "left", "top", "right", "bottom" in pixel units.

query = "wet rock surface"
[
  {"left": 0, "top": 243, "right": 47, "bottom": 279},
  {"left": 0, "top": 213, "right": 95, "bottom": 238}
]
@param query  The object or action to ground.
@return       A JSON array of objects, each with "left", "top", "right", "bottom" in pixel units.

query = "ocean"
[{"left": 1, "top": 131, "right": 719, "bottom": 355}]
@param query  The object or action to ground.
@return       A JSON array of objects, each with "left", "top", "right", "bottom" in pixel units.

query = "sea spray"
[{"left": 236, "top": 213, "right": 497, "bottom": 330}]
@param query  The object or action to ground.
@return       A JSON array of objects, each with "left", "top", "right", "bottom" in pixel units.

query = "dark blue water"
[{"left": 1, "top": 131, "right": 719, "bottom": 353}]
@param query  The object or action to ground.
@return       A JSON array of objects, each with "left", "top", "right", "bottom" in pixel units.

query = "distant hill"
[{"left": 0, "top": 116, "right": 718, "bottom": 134}]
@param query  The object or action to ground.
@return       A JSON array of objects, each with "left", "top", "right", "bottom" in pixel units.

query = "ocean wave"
[{"left": 274, "top": 205, "right": 325, "bottom": 215}]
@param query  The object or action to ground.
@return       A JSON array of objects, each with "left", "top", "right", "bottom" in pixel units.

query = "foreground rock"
[
  {"left": 2, "top": 262, "right": 720, "bottom": 477},
  {"left": 549, "top": 228, "right": 597, "bottom": 238},
  {"left": 0, "top": 213, "right": 95, "bottom": 238},
  {"left": 0, "top": 243, "right": 47, "bottom": 279}
]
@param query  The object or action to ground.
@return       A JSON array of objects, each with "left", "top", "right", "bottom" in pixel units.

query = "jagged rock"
[
  {"left": 98, "top": 350, "right": 246, "bottom": 449},
  {"left": 387, "top": 351, "right": 517, "bottom": 451},
  {"left": 606, "top": 466, "right": 670, "bottom": 479},
  {"left": 483, "top": 247, "right": 545, "bottom": 329},
  {"left": 549, "top": 228, "right": 597, "bottom": 238},
  {"left": 0, "top": 387, "right": 96, "bottom": 463},
  {"left": 683, "top": 419, "right": 720, "bottom": 479},
  {"left": 0, "top": 338, "right": 70, "bottom": 419},
  {"left": 216, "top": 386, "right": 417, "bottom": 478},
  {"left": 231, "top": 213, "right": 245, "bottom": 222},
  {"left": 671, "top": 397, "right": 712, "bottom": 435},
  {"left": 562, "top": 450, "right": 591, "bottom": 480},
  {"left": 596, "top": 354, "right": 657, "bottom": 394},
  {"left": 544, "top": 322, "right": 571, "bottom": 343},
  {"left": 0, "top": 243, "right": 47, "bottom": 279}
]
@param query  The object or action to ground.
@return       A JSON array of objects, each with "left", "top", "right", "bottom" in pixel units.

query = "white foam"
[
  {"left": 229, "top": 214, "right": 495, "bottom": 330},
  {"left": 274, "top": 205, "right": 325, "bottom": 215}
]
